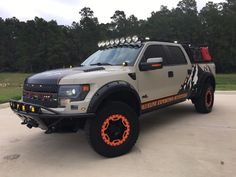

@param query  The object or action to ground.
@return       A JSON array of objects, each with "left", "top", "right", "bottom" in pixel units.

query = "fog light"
[{"left": 30, "top": 106, "right": 35, "bottom": 113}]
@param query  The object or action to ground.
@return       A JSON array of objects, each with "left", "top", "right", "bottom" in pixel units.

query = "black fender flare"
[
  {"left": 196, "top": 72, "right": 216, "bottom": 97},
  {"left": 87, "top": 81, "right": 141, "bottom": 115}
]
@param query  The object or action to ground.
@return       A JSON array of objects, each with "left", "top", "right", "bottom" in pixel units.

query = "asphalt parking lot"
[{"left": 0, "top": 92, "right": 236, "bottom": 177}]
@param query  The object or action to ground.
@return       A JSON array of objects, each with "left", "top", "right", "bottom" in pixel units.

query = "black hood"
[{"left": 25, "top": 66, "right": 105, "bottom": 85}]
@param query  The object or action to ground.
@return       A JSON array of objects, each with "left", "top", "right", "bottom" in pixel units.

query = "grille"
[
  {"left": 23, "top": 83, "right": 59, "bottom": 108},
  {"left": 24, "top": 83, "right": 58, "bottom": 93}
]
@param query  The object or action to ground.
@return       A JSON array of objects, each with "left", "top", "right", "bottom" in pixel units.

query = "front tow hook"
[{"left": 22, "top": 119, "right": 39, "bottom": 129}]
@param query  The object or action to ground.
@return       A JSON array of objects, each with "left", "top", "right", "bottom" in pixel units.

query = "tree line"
[{"left": 0, "top": 0, "right": 235, "bottom": 73}]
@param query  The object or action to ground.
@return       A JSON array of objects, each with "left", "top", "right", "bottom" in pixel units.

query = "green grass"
[
  {"left": 0, "top": 72, "right": 235, "bottom": 104},
  {"left": 0, "top": 73, "right": 31, "bottom": 104},
  {"left": 216, "top": 74, "right": 236, "bottom": 90}
]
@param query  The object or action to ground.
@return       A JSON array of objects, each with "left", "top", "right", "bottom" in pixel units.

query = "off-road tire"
[
  {"left": 85, "top": 101, "right": 139, "bottom": 157},
  {"left": 194, "top": 83, "right": 214, "bottom": 113}
]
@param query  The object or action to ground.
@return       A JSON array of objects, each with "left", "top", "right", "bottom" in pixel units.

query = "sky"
[{"left": 0, "top": 0, "right": 225, "bottom": 25}]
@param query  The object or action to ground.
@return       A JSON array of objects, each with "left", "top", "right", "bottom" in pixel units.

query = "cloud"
[{"left": 0, "top": 0, "right": 82, "bottom": 25}]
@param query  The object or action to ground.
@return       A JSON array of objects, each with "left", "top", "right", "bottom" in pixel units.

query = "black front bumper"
[{"left": 9, "top": 100, "right": 95, "bottom": 130}]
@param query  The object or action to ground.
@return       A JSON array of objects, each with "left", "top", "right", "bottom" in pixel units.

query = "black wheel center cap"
[{"left": 105, "top": 120, "right": 127, "bottom": 141}]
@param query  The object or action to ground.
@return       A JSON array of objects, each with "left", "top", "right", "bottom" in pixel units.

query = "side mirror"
[{"left": 139, "top": 57, "right": 163, "bottom": 71}]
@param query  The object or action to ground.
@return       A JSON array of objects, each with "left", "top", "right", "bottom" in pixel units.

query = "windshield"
[{"left": 82, "top": 46, "right": 142, "bottom": 66}]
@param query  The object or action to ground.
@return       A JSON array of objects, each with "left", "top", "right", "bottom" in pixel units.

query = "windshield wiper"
[{"left": 90, "top": 62, "right": 113, "bottom": 66}]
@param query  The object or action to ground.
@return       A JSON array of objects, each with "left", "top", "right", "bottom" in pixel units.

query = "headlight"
[{"left": 58, "top": 84, "right": 90, "bottom": 107}]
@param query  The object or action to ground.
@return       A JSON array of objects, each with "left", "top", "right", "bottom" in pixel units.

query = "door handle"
[{"left": 168, "top": 71, "right": 174, "bottom": 78}]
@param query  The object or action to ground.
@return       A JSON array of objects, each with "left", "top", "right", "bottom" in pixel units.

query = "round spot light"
[
  {"left": 120, "top": 37, "right": 125, "bottom": 44},
  {"left": 99, "top": 41, "right": 106, "bottom": 47},
  {"left": 115, "top": 38, "right": 120, "bottom": 45},
  {"left": 97, "top": 42, "right": 102, "bottom": 47},
  {"left": 126, "top": 36, "right": 132, "bottom": 43},
  {"left": 132, "top": 35, "right": 139, "bottom": 43},
  {"left": 105, "top": 40, "right": 110, "bottom": 46},
  {"left": 110, "top": 39, "right": 115, "bottom": 46}
]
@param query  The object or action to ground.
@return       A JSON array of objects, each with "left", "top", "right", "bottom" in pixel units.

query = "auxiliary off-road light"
[
  {"left": 126, "top": 36, "right": 132, "bottom": 43},
  {"left": 97, "top": 42, "right": 102, "bottom": 47},
  {"left": 132, "top": 35, "right": 139, "bottom": 43},
  {"left": 101, "top": 41, "right": 106, "bottom": 47},
  {"left": 97, "top": 41, "right": 106, "bottom": 48},
  {"left": 110, "top": 39, "right": 115, "bottom": 45},
  {"left": 115, "top": 38, "right": 120, "bottom": 45},
  {"left": 30, "top": 106, "right": 35, "bottom": 113},
  {"left": 120, "top": 37, "right": 125, "bottom": 44},
  {"left": 105, "top": 40, "right": 110, "bottom": 46}
]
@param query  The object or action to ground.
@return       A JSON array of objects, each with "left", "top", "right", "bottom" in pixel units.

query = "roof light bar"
[{"left": 97, "top": 35, "right": 142, "bottom": 48}]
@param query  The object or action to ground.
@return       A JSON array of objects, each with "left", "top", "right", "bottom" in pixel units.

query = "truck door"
[
  {"left": 164, "top": 45, "right": 192, "bottom": 95},
  {"left": 136, "top": 44, "right": 174, "bottom": 103},
  {"left": 136, "top": 44, "right": 191, "bottom": 106}
]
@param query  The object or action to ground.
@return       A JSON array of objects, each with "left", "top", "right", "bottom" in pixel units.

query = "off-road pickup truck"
[{"left": 10, "top": 36, "right": 216, "bottom": 157}]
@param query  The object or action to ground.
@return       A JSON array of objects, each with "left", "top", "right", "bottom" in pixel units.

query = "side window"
[
  {"left": 141, "top": 45, "right": 167, "bottom": 65},
  {"left": 166, "top": 46, "right": 187, "bottom": 65}
]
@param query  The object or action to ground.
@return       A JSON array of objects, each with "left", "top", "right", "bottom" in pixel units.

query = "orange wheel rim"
[
  {"left": 205, "top": 89, "right": 213, "bottom": 107},
  {"left": 101, "top": 114, "right": 130, "bottom": 147}
]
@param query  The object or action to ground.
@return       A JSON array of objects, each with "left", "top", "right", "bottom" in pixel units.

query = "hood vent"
[{"left": 83, "top": 67, "right": 105, "bottom": 72}]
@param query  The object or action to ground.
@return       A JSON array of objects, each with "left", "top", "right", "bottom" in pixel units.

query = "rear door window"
[{"left": 166, "top": 46, "right": 187, "bottom": 65}]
